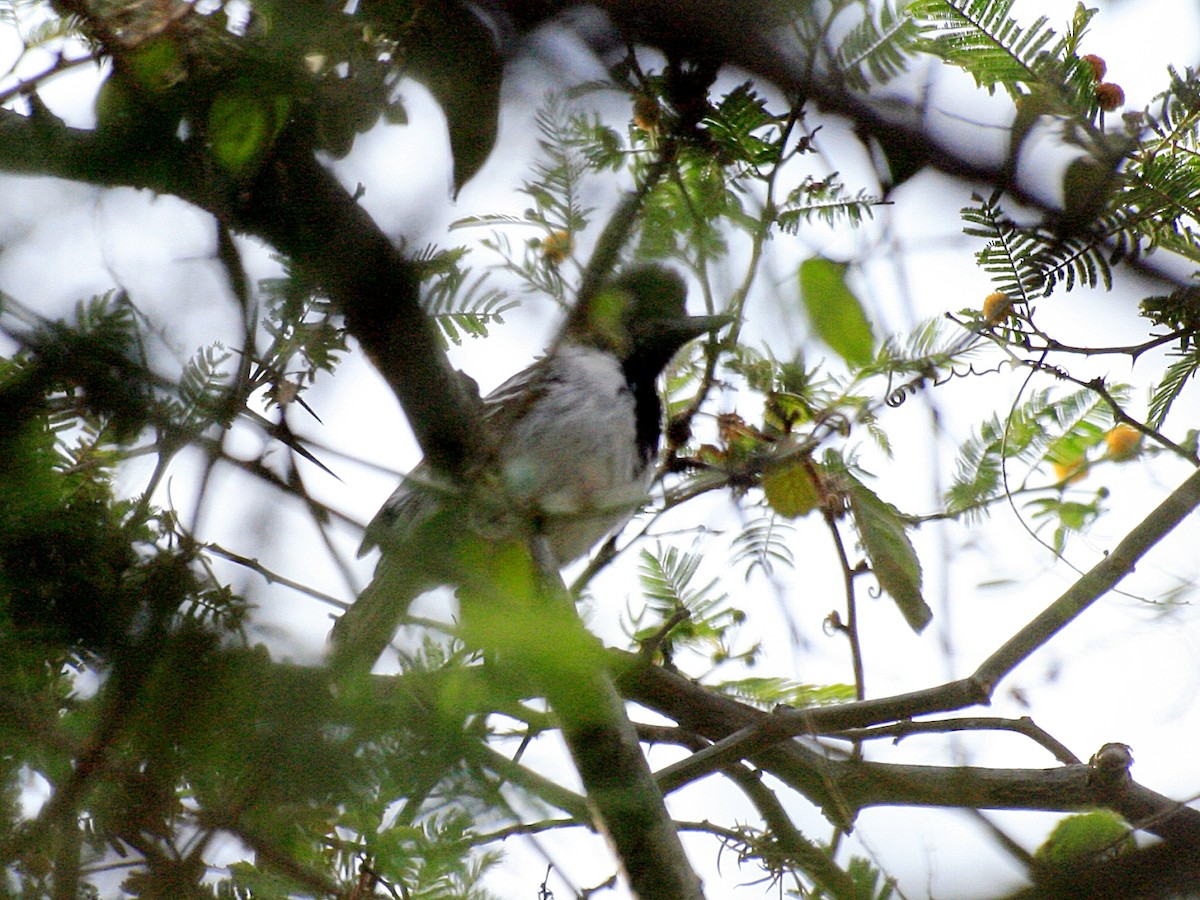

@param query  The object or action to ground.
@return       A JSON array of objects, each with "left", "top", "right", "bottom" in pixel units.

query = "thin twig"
[
  {"left": 829, "top": 715, "right": 1081, "bottom": 765},
  {"left": 0, "top": 53, "right": 97, "bottom": 108},
  {"left": 203, "top": 543, "right": 350, "bottom": 610}
]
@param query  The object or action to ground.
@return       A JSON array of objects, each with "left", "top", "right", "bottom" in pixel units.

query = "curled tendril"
[
  {"left": 886, "top": 360, "right": 1016, "bottom": 407},
  {"left": 933, "top": 361, "right": 1009, "bottom": 387},
  {"left": 885, "top": 380, "right": 920, "bottom": 408},
  {"left": 1030, "top": 359, "right": 1071, "bottom": 380},
  {"left": 884, "top": 362, "right": 939, "bottom": 408}
]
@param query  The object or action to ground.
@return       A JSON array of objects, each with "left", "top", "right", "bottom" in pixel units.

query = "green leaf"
[
  {"left": 94, "top": 74, "right": 138, "bottom": 132},
  {"left": 1035, "top": 809, "right": 1134, "bottom": 866},
  {"left": 455, "top": 537, "right": 603, "bottom": 684},
  {"left": 762, "top": 458, "right": 820, "bottom": 518},
  {"left": 910, "top": 0, "right": 1070, "bottom": 99},
  {"left": 208, "top": 92, "right": 291, "bottom": 176},
  {"left": 845, "top": 472, "right": 931, "bottom": 632},
  {"left": 799, "top": 257, "right": 875, "bottom": 368},
  {"left": 714, "top": 677, "right": 855, "bottom": 709},
  {"left": 1059, "top": 152, "right": 1124, "bottom": 233},
  {"left": 1148, "top": 346, "right": 1200, "bottom": 429},
  {"left": 836, "top": 1, "right": 926, "bottom": 92},
  {"left": 124, "top": 36, "right": 187, "bottom": 93}
]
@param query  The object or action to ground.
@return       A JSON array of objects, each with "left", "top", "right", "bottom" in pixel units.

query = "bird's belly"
[{"left": 500, "top": 387, "right": 648, "bottom": 563}]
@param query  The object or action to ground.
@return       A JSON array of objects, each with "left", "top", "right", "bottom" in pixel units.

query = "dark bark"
[{"left": 616, "top": 654, "right": 1200, "bottom": 848}]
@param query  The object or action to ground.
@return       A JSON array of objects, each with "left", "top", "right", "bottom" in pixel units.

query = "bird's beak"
[
  {"left": 648, "top": 313, "right": 734, "bottom": 347},
  {"left": 657, "top": 314, "right": 729, "bottom": 338},
  {"left": 688, "top": 313, "right": 735, "bottom": 335}
]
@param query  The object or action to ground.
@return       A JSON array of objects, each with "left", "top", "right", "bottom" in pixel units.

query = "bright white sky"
[{"left": 3, "top": 0, "right": 1200, "bottom": 896}]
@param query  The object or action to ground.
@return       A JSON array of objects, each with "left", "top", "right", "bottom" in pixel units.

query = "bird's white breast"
[{"left": 499, "top": 345, "right": 650, "bottom": 563}]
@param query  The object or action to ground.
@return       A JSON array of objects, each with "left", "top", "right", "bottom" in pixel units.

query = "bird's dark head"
[{"left": 565, "top": 265, "right": 730, "bottom": 373}]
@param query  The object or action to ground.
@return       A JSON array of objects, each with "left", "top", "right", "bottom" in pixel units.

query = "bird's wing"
[
  {"left": 357, "top": 461, "right": 439, "bottom": 557},
  {"left": 335, "top": 361, "right": 553, "bottom": 671},
  {"left": 477, "top": 356, "right": 555, "bottom": 434},
  {"left": 357, "top": 357, "right": 554, "bottom": 557}
]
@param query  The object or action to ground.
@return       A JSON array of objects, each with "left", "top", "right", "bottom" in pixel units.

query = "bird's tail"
[{"left": 328, "top": 553, "right": 426, "bottom": 675}]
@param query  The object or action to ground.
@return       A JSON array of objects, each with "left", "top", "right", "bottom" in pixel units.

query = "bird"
[{"left": 329, "top": 265, "right": 728, "bottom": 674}]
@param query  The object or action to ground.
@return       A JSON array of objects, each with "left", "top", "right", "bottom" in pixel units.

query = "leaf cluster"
[
  {"left": 0, "top": 368, "right": 504, "bottom": 895},
  {"left": 834, "top": 0, "right": 929, "bottom": 92},
  {"left": 452, "top": 95, "right": 609, "bottom": 303},
  {"left": 632, "top": 544, "right": 757, "bottom": 668},
  {"left": 909, "top": 0, "right": 1099, "bottom": 104},
  {"left": 945, "top": 384, "right": 1129, "bottom": 552}
]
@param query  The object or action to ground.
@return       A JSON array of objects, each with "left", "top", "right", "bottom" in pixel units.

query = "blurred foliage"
[
  {"left": 1034, "top": 809, "right": 1135, "bottom": 868},
  {"left": 2, "top": 0, "right": 1200, "bottom": 896}
]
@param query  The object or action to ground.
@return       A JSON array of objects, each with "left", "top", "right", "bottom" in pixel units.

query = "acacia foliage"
[{"left": 2, "top": 0, "right": 1200, "bottom": 897}]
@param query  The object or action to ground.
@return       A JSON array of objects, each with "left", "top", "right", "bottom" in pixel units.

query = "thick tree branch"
[
  {"left": 973, "top": 465, "right": 1200, "bottom": 692},
  {"left": 526, "top": 541, "right": 704, "bottom": 900},
  {"left": 0, "top": 106, "right": 482, "bottom": 480},
  {"left": 232, "top": 129, "right": 485, "bottom": 478},
  {"left": 1008, "top": 840, "right": 1200, "bottom": 900},
  {"left": 617, "top": 656, "right": 1200, "bottom": 845}
]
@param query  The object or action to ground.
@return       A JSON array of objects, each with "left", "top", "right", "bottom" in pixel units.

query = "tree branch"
[
  {"left": 833, "top": 715, "right": 1081, "bottom": 766},
  {"left": 622, "top": 459, "right": 1200, "bottom": 791},
  {"left": 973, "top": 465, "right": 1200, "bottom": 693},
  {"left": 617, "top": 656, "right": 1200, "bottom": 844},
  {"left": 526, "top": 539, "right": 705, "bottom": 900},
  {"left": 0, "top": 106, "right": 483, "bottom": 481},
  {"left": 233, "top": 128, "right": 484, "bottom": 478}
]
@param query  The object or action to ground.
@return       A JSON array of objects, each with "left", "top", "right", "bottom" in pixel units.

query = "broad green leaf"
[
  {"left": 846, "top": 473, "right": 931, "bottom": 632},
  {"left": 1060, "top": 156, "right": 1120, "bottom": 232},
  {"left": 455, "top": 536, "right": 602, "bottom": 682},
  {"left": 208, "top": 93, "right": 291, "bottom": 176},
  {"left": 762, "top": 458, "right": 820, "bottom": 518},
  {"left": 1035, "top": 809, "right": 1134, "bottom": 865},
  {"left": 125, "top": 36, "right": 187, "bottom": 93},
  {"left": 799, "top": 257, "right": 875, "bottom": 368},
  {"left": 94, "top": 74, "right": 137, "bottom": 133}
]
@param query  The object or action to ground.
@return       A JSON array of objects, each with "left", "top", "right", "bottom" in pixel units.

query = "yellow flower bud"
[
  {"left": 1104, "top": 423, "right": 1142, "bottom": 461},
  {"left": 633, "top": 95, "right": 660, "bottom": 132},
  {"left": 983, "top": 291, "right": 1013, "bottom": 324},
  {"left": 1052, "top": 459, "right": 1089, "bottom": 486},
  {"left": 539, "top": 230, "right": 573, "bottom": 265}
]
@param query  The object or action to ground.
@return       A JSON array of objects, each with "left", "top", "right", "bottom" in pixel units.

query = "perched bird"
[{"left": 329, "top": 265, "right": 727, "bottom": 673}]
